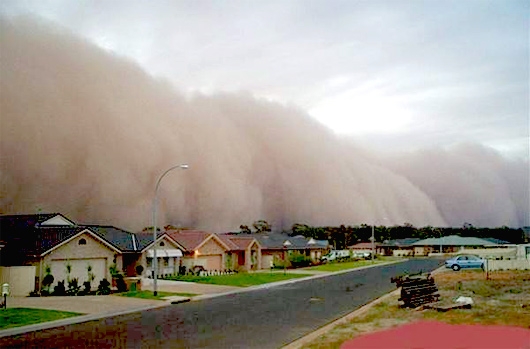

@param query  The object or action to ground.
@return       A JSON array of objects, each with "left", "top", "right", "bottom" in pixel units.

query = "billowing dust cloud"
[{"left": 1, "top": 18, "right": 528, "bottom": 232}]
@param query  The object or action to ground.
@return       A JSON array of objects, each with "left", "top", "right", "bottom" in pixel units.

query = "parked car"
[
  {"left": 321, "top": 250, "right": 350, "bottom": 262},
  {"left": 352, "top": 251, "right": 372, "bottom": 260},
  {"left": 445, "top": 254, "right": 484, "bottom": 271}
]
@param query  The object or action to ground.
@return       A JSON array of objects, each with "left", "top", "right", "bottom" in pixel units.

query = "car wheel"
[{"left": 452, "top": 264, "right": 461, "bottom": 271}]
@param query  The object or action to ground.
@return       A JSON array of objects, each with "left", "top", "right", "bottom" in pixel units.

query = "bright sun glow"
[{"left": 309, "top": 89, "right": 413, "bottom": 135}]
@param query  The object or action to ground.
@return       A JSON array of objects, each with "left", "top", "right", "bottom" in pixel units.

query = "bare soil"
[{"left": 302, "top": 269, "right": 530, "bottom": 349}]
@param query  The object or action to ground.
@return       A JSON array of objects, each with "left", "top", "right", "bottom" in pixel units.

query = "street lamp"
[
  {"left": 371, "top": 225, "right": 375, "bottom": 263},
  {"left": 152, "top": 164, "right": 188, "bottom": 296},
  {"left": 283, "top": 240, "right": 292, "bottom": 275}
]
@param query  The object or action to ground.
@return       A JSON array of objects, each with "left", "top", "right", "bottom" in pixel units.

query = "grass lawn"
[
  {"left": 0, "top": 308, "right": 83, "bottom": 330},
  {"left": 163, "top": 272, "right": 311, "bottom": 287},
  {"left": 302, "top": 269, "right": 530, "bottom": 349},
  {"left": 302, "top": 257, "right": 399, "bottom": 272},
  {"left": 117, "top": 290, "right": 198, "bottom": 300}
]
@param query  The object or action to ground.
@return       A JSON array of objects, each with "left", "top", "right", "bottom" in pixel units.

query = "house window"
[
  {"left": 160, "top": 242, "right": 165, "bottom": 247},
  {"left": 79, "top": 239, "right": 87, "bottom": 245},
  {"left": 147, "top": 258, "right": 152, "bottom": 268},
  {"left": 163, "top": 257, "right": 169, "bottom": 267}
]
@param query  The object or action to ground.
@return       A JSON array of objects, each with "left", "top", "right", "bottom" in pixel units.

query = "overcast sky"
[{"left": 1, "top": 0, "right": 528, "bottom": 159}]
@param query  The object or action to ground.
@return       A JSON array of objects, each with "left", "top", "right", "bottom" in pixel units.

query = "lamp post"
[
  {"left": 283, "top": 240, "right": 291, "bottom": 275},
  {"left": 152, "top": 164, "right": 188, "bottom": 296},
  {"left": 371, "top": 225, "right": 375, "bottom": 263}
]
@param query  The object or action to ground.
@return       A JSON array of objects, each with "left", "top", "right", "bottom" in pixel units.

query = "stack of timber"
[{"left": 391, "top": 272, "right": 440, "bottom": 308}]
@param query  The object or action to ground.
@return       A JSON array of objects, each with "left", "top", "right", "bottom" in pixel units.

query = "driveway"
[
  {"left": 5, "top": 279, "right": 241, "bottom": 315},
  {"left": 6, "top": 295, "right": 163, "bottom": 315}
]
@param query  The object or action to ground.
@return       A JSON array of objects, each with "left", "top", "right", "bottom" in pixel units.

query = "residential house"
[
  {"left": 218, "top": 234, "right": 262, "bottom": 270},
  {"left": 127, "top": 231, "right": 184, "bottom": 278},
  {"left": 379, "top": 238, "right": 420, "bottom": 256},
  {"left": 246, "top": 234, "right": 329, "bottom": 267},
  {"left": 0, "top": 214, "right": 132, "bottom": 292},
  {"left": 166, "top": 230, "right": 233, "bottom": 272},
  {"left": 411, "top": 235, "right": 497, "bottom": 256},
  {"left": 348, "top": 242, "right": 384, "bottom": 256}
]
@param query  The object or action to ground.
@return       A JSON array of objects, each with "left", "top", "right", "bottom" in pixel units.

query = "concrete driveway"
[
  {"left": 6, "top": 295, "right": 163, "bottom": 315},
  {"left": 5, "top": 279, "right": 241, "bottom": 315}
]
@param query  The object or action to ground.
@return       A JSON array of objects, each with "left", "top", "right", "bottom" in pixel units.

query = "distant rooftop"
[{"left": 412, "top": 235, "right": 496, "bottom": 246}]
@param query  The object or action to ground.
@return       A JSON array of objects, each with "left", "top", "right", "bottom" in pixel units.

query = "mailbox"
[{"left": 2, "top": 283, "right": 9, "bottom": 297}]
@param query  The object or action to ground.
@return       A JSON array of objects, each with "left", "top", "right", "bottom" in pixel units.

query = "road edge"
[{"left": 281, "top": 264, "right": 447, "bottom": 349}]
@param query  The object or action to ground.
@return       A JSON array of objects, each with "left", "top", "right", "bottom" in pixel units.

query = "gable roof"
[
  {"left": 82, "top": 225, "right": 138, "bottom": 252},
  {"left": 40, "top": 227, "right": 122, "bottom": 256},
  {"left": 216, "top": 234, "right": 243, "bottom": 250},
  {"left": 349, "top": 242, "right": 381, "bottom": 249},
  {"left": 0, "top": 213, "right": 75, "bottom": 231},
  {"left": 19, "top": 226, "right": 87, "bottom": 256},
  {"left": 223, "top": 235, "right": 261, "bottom": 250},
  {"left": 412, "top": 235, "right": 496, "bottom": 246},
  {"left": 380, "top": 238, "right": 420, "bottom": 247},
  {"left": 0, "top": 214, "right": 142, "bottom": 263},
  {"left": 235, "top": 233, "right": 329, "bottom": 250},
  {"left": 134, "top": 231, "right": 164, "bottom": 250},
  {"left": 166, "top": 230, "right": 213, "bottom": 251}
]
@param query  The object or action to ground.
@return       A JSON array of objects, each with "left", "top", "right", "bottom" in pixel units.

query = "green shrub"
[
  {"left": 114, "top": 274, "right": 128, "bottom": 292},
  {"left": 53, "top": 281, "right": 66, "bottom": 296},
  {"left": 289, "top": 251, "right": 312, "bottom": 268},
  {"left": 96, "top": 278, "right": 111, "bottom": 295},
  {"left": 81, "top": 281, "right": 91, "bottom": 295},
  {"left": 67, "top": 278, "right": 81, "bottom": 296}
]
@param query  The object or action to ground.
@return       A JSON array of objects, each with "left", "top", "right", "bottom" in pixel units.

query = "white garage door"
[
  {"left": 262, "top": 255, "right": 273, "bottom": 269},
  {"left": 51, "top": 258, "right": 106, "bottom": 287},
  {"left": 194, "top": 256, "right": 222, "bottom": 271}
]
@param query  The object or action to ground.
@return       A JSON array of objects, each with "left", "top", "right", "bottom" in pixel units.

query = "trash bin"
[{"left": 124, "top": 277, "right": 141, "bottom": 292}]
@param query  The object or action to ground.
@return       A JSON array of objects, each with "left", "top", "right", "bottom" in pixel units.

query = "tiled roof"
[
  {"left": 134, "top": 231, "right": 165, "bottom": 250},
  {"left": 482, "top": 238, "right": 511, "bottom": 245},
  {"left": 380, "top": 238, "right": 420, "bottom": 247},
  {"left": 242, "top": 233, "right": 329, "bottom": 250},
  {"left": 226, "top": 236, "right": 255, "bottom": 250},
  {"left": 349, "top": 242, "right": 381, "bottom": 249},
  {"left": 216, "top": 234, "right": 244, "bottom": 250},
  {"left": 1, "top": 214, "right": 140, "bottom": 260},
  {"left": 166, "top": 230, "right": 212, "bottom": 251},
  {"left": 412, "top": 235, "right": 496, "bottom": 246},
  {"left": 2, "top": 226, "right": 86, "bottom": 261},
  {"left": 0, "top": 213, "right": 72, "bottom": 231},
  {"left": 83, "top": 225, "right": 137, "bottom": 252},
  {"left": 1, "top": 214, "right": 81, "bottom": 261}
]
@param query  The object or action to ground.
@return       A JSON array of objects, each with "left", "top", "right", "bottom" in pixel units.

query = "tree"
[
  {"left": 239, "top": 225, "right": 252, "bottom": 234},
  {"left": 252, "top": 220, "right": 271, "bottom": 233}
]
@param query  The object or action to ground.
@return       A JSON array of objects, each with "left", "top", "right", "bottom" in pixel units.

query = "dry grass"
[{"left": 301, "top": 269, "right": 530, "bottom": 349}]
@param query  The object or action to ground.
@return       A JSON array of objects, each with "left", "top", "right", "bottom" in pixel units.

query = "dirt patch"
[{"left": 301, "top": 269, "right": 530, "bottom": 349}]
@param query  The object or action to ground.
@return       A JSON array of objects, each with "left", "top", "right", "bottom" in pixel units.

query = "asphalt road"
[{"left": 2, "top": 258, "right": 442, "bottom": 349}]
